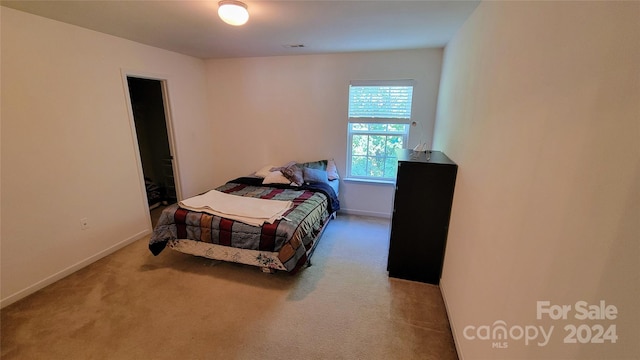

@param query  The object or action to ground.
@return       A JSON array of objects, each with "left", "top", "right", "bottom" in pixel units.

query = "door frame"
[{"left": 121, "top": 69, "right": 183, "bottom": 226}]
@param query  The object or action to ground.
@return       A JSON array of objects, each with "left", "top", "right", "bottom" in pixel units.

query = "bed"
[{"left": 149, "top": 159, "right": 340, "bottom": 273}]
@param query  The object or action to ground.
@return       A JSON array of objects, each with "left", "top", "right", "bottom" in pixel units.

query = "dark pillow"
[
  {"left": 298, "top": 159, "right": 328, "bottom": 170},
  {"left": 303, "top": 167, "right": 329, "bottom": 184},
  {"left": 279, "top": 164, "right": 304, "bottom": 186}
]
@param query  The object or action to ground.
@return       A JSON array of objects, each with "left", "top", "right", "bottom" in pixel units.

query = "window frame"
[
  {"left": 345, "top": 80, "right": 415, "bottom": 182},
  {"left": 346, "top": 123, "right": 409, "bottom": 181}
]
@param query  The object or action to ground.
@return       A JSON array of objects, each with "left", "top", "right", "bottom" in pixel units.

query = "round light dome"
[{"left": 218, "top": 1, "right": 249, "bottom": 26}]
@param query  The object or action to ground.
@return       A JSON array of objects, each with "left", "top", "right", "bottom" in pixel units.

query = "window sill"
[{"left": 343, "top": 177, "right": 396, "bottom": 186}]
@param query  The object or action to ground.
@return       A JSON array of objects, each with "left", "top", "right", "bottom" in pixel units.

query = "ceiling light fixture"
[{"left": 218, "top": 0, "right": 249, "bottom": 26}]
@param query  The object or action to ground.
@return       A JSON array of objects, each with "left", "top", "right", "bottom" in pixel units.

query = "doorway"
[{"left": 126, "top": 77, "right": 178, "bottom": 226}]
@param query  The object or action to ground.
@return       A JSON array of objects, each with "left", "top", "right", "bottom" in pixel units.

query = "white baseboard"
[
  {"left": 338, "top": 208, "right": 391, "bottom": 219},
  {"left": 440, "top": 277, "right": 465, "bottom": 360},
  {"left": 0, "top": 229, "right": 150, "bottom": 309}
]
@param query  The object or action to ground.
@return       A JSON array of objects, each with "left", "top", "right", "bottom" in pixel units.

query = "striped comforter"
[{"left": 149, "top": 177, "right": 339, "bottom": 272}]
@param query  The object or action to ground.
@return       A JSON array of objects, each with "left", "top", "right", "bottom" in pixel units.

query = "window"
[{"left": 346, "top": 80, "right": 414, "bottom": 181}]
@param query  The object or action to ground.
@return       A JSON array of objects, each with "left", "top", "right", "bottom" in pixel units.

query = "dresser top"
[{"left": 396, "top": 149, "right": 456, "bottom": 165}]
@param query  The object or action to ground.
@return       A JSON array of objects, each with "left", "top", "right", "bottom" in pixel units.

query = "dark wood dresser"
[{"left": 387, "top": 149, "right": 458, "bottom": 284}]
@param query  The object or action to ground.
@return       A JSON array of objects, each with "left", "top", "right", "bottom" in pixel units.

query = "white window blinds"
[{"left": 348, "top": 80, "right": 414, "bottom": 123}]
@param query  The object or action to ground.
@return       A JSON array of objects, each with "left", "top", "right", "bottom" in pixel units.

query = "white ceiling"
[{"left": 1, "top": 0, "right": 480, "bottom": 59}]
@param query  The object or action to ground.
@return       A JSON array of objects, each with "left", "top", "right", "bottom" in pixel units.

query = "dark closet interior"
[{"left": 127, "top": 77, "right": 177, "bottom": 209}]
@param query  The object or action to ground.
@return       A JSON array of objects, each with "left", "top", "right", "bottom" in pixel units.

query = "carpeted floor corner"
[{"left": 1, "top": 215, "right": 458, "bottom": 360}]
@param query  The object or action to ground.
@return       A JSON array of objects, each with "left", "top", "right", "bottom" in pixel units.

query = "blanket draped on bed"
[
  {"left": 178, "top": 189, "right": 292, "bottom": 226},
  {"left": 149, "top": 177, "right": 339, "bottom": 273}
]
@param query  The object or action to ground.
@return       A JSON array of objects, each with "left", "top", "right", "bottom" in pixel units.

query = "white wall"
[
  {"left": 435, "top": 2, "right": 639, "bottom": 359},
  {"left": 1, "top": 7, "right": 213, "bottom": 307},
  {"left": 205, "top": 49, "right": 443, "bottom": 217}
]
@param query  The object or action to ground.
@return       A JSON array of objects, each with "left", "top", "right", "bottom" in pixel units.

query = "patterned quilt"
[{"left": 149, "top": 177, "right": 339, "bottom": 272}]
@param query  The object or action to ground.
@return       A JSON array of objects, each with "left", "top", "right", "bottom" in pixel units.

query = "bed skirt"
[
  {"left": 168, "top": 239, "right": 288, "bottom": 270},
  {"left": 167, "top": 212, "right": 335, "bottom": 272}
]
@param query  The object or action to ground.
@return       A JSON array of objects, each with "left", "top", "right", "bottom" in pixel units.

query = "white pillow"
[
  {"left": 255, "top": 164, "right": 276, "bottom": 178},
  {"left": 262, "top": 171, "right": 291, "bottom": 185},
  {"left": 327, "top": 159, "right": 340, "bottom": 180}
]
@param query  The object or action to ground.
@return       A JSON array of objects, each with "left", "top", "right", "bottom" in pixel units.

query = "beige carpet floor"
[{"left": 1, "top": 214, "right": 458, "bottom": 360}]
